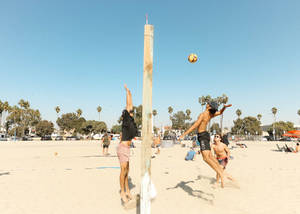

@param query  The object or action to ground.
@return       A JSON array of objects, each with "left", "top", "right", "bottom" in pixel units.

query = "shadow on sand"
[
  {"left": 0, "top": 172, "right": 10, "bottom": 176},
  {"left": 118, "top": 176, "right": 136, "bottom": 194},
  {"left": 271, "top": 149, "right": 285, "bottom": 152},
  {"left": 166, "top": 179, "right": 215, "bottom": 204},
  {"left": 195, "top": 175, "right": 216, "bottom": 185}
]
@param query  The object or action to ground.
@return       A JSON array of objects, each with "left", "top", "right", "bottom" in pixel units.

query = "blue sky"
[{"left": 1, "top": 0, "right": 300, "bottom": 128}]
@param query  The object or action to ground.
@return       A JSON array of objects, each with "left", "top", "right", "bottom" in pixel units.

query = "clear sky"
[{"left": 1, "top": 0, "right": 300, "bottom": 129}]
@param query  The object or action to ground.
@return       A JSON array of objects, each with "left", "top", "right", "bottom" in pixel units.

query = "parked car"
[
  {"left": 41, "top": 135, "right": 52, "bottom": 141},
  {"left": 263, "top": 136, "right": 274, "bottom": 141},
  {"left": 22, "top": 136, "right": 33, "bottom": 141},
  {"left": 184, "top": 136, "right": 192, "bottom": 140},
  {"left": 66, "top": 136, "right": 80, "bottom": 141},
  {"left": 0, "top": 137, "right": 8, "bottom": 141},
  {"left": 163, "top": 136, "right": 172, "bottom": 140},
  {"left": 55, "top": 136, "right": 63, "bottom": 141},
  {"left": 279, "top": 137, "right": 292, "bottom": 141},
  {"left": 10, "top": 136, "right": 20, "bottom": 141}
]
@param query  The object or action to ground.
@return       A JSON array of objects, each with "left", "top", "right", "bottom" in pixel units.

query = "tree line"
[
  {"left": 0, "top": 99, "right": 107, "bottom": 137},
  {"left": 231, "top": 107, "right": 295, "bottom": 139},
  {"left": 1, "top": 98, "right": 299, "bottom": 138}
]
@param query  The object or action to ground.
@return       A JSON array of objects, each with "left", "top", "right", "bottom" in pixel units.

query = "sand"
[{"left": 0, "top": 140, "right": 299, "bottom": 214}]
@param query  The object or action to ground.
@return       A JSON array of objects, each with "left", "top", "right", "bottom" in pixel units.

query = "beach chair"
[
  {"left": 285, "top": 144, "right": 295, "bottom": 153},
  {"left": 276, "top": 144, "right": 285, "bottom": 152}
]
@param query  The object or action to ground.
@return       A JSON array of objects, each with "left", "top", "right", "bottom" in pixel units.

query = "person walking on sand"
[
  {"left": 117, "top": 84, "right": 138, "bottom": 204},
  {"left": 153, "top": 135, "right": 161, "bottom": 154},
  {"left": 211, "top": 133, "right": 234, "bottom": 187},
  {"left": 179, "top": 101, "right": 233, "bottom": 188},
  {"left": 101, "top": 132, "right": 111, "bottom": 155}
]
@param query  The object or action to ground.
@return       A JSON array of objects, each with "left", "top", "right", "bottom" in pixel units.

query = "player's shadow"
[
  {"left": 0, "top": 172, "right": 10, "bottom": 176},
  {"left": 119, "top": 177, "right": 136, "bottom": 193},
  {"left": 166, "top": 180, "right": 214, "bottom": 204},
  {"left": 271, "top": 149, "right": 284, "bottom": 152},
  {"left": 128, "top": 177, "right": 136, "bottom": 189},
  {"left": 195, "top": 175, "right": 216, "bottom": 184}
]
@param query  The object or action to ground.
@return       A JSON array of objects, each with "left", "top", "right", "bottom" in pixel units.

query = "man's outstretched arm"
[
  {"left": 179, "top": 114, "right": 203, "bottom": 140},
  {"left": 214, "top": 104, "right": 232, "bottom": 117},
  {"left": 124, "top": 84, "right": 133, "bottom": 112}
]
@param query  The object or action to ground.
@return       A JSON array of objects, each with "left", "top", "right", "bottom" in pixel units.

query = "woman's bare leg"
[
  {"left": 124, "top": 163, "right": 133, "bottom": 199},
  {"left": 120, "top": 163, "right": 129, "bottom": 203}
]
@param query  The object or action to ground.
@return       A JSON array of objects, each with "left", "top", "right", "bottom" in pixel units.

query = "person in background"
[
  {"left": 185, "top": 147, "right": 196, "bottom": 161},
  {"left": 102, "top": 132, "right": 111, "bottom": 155}
]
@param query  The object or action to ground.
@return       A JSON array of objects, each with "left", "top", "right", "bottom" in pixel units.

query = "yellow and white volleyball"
[{"left": 188, "top": 53, "right": 198, "bottom": 63}]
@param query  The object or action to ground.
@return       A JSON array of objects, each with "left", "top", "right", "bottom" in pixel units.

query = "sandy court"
[{"left": 0, "top": 140, "right": 299, "bottom": 214}]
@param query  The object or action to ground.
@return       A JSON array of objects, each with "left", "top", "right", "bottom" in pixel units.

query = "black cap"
[{"left": 208, "top": 101, "right": 218, "bottom": 111}]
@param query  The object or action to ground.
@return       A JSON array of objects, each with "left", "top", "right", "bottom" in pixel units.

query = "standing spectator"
[{"left": 102, "top": 133, "right": 111, "bottom": 155}]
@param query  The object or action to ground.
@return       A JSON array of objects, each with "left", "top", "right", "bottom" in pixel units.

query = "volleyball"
[{"left": 188, "top": 53, "right": 198, "bottom": 63}]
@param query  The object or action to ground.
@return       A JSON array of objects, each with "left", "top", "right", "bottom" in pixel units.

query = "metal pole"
[{"left": 141, "top": 23, "right": 154, "bottom": 214}]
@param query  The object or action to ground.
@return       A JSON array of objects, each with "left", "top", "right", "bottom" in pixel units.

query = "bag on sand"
[{"left": 150, "top": 180, "right": 157, "bottom": 200}]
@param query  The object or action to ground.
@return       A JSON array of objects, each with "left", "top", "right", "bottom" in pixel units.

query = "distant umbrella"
[{"left": 283, "top": 130, "right": 300, "bottom": 138}]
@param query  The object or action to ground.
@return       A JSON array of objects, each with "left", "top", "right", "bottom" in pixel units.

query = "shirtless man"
[
  {"left": 179, "top": 101, "right": 232, "bottom": 188},
  {"left": 294, "top": 143, "right": 299, "bottom": 153},
  {"left": 211, "top": 133, "right": 231, "bottom": 186},
  {"left": 117, "top": 84, "right": 138, "bottom": 203}
]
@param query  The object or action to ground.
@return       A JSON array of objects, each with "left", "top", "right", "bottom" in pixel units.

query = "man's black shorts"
[{"left": 197, "top": 131, "right": 211, "bottom": 151}]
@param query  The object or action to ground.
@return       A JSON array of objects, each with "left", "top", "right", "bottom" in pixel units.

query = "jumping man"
[{"left": 179, "top": 101, "right": 232, "bottom": 188}]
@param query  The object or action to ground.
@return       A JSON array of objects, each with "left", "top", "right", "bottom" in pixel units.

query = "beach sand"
[{"left": 0, "top": 140, "right": 299, "bottom": 214}]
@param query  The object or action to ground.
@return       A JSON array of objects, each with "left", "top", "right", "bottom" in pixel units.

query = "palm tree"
[
  {"left": 55, "top": 106, "right": 60, "bottom": 118},
  {"left": 0, "top": 100, "right": 3, "bottom": 130},
  {"left": 271, "top": 107, "right": 277, "bottom": 118},
  {"left": 2, "top": 101, "right": 9, "bottom": 131},
  {"left": 297, "top": 109, "right": 300, "bottom": 124},
  {"left": 203, "top": 95, "right": 212, "bottom": 132},
  {"left": 97, "top": 106, "right": 102, "bottom": 121},
  {"left": 271, "top": 107, "right": 277, "bottom": 139},
  {"left": 76, "top": 109, "right": 82, "bottom": 117},
  {"left": 152, "top": 109, "right": 157, "bottom": 131},
  {"left": 185, "top": 109, "right": 191, "bottom": 118},
  {"left": 236, "top": 109, "right": 242, "bottom": 119},
  {"left": 168, "top": 106, "right": 173, "bottom": 127},
  {"left": 18, "top": 99, "right": 30, "bottom": 110},
  {"left": 168, "top": 106, "right": 173, "bottom": 115},
  {"left": 204, "top": 95, "right": 212, "bottom": 105},
  {"left": 17, "top": 99, "right": 30, "bottom": 137},
  {"left": 220, "top": 94, "right": 228, "bottom": 134},
  {"left": 257, "top": 114, "right": 262, "bottom": 121},
  {"left": 198, "top": 96, "right": 206, "bottom": 112}
]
